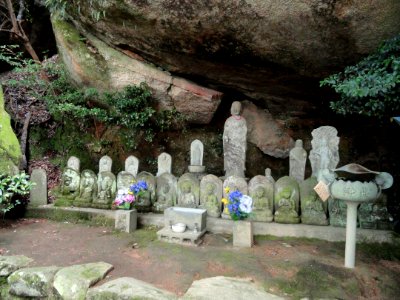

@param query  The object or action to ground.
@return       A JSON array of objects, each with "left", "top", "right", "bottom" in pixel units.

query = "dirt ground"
[{"left": 1, "top": 218, "right": 399, "bottom": 299}]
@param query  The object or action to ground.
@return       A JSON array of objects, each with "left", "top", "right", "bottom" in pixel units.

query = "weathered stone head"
[
  {"left": 230, "top": 101, "right": 242, "bottom": 116},
  {"left": 295, "top": 139, "right": 303, "bottom": 148}
]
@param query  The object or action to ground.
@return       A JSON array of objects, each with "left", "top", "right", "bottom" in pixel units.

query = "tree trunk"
[{"left": 19, "top": 111, "right": 31, "bottom": 170}]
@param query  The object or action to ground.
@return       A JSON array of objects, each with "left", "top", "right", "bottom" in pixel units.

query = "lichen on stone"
[{"left": 0, "top": 86, "right": 22, "bottom": 175}]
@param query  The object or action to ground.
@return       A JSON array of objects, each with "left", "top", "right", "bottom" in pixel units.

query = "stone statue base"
[
  {"left": 53, "top": 198, "right": 73, "bottom": 207},
  {"left": 188, "top": 165, "right": 206, "bottom": 173},
  {"left": 73, "top": 199, "right": 92, "bottom": 208},
  {"left": 249, "top": 211, "right": 273, "bottom": 223},
  {"left": 134, "top": 204, "right": 152, "bottom": 213},
  {"left": 274, "top": 214, "right": 300, "bottom": 224},
  {"left": 91, "top": 203, "right": 111, "bottom": 209},
  {"left": 301, "top": 214, "right": 329, "bottom": 226}
]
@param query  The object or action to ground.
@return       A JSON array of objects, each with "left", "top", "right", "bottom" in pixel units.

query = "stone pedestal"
[
  {"left": 188, "top": 165, "right": 206, "bottom": 173},
  {"left": 115, "top": 209, "right": 137, "bottom": 233},
  {"left": 233, "top": 220, "right": 253, "bottom": 248}
]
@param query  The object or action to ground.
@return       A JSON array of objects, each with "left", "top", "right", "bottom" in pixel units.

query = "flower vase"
[{"left": 232, "top": 220, "right": 253, "bottom": 248}]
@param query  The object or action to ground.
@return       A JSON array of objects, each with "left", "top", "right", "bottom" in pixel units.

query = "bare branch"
[
  {"left": 0, "top": 19, "right": 10, "bottom": 30},
  {"left": 5, "top": 0, "right": 18, "bottom": 32}
]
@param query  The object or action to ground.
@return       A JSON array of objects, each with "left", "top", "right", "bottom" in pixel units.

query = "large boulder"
[
  {"left": 182, "top": 276, "right": 284, "bottom": 300},
  {"left": 242, "top": 101, "right": 294, "bottom": 158},
  {"left": 53, "top": 262, "right": 113, "bottom": 300},
  {"left": 7, "top": 266, "right": 59, "bottom": 298},
  {"left": 86, "top": 277, "right": 177, "bottom": 300},
  {"left": 51, "top": 19, "right": 222, "bottom": 124},
  {"left": 52, "top": 1, "right": 400, "bottom": 114},
  {"left": 0, "top": 86, "right": 21, "bottom": 174},
  {"left": 0, "top": 256, "right": 33, "bottom": 277}
]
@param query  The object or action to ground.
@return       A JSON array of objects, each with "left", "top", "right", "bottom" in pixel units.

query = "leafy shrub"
[
  {"left": 320, "top": 35, "right": 400, "bottom": 118},
  {"left": 0, "top": 173, "right": 34, "bottom": 215},
  {"left": 2, "top": 57, "right": 185, "bottom": 159}
]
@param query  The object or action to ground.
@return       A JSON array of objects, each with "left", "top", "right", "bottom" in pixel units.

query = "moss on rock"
[
  {"left": 51, "top": 17, "right": 110, "bottom": 89},
  {"left": 0, "top": 86, "right": 22, "bottom": 175}
]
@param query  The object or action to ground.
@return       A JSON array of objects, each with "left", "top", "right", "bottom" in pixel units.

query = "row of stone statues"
[
  {"left": 57, "top": 155, "right": 391, "bottom": 229},
  {"left": 54, "top": 101, "right": 390, "bottom": 229}
]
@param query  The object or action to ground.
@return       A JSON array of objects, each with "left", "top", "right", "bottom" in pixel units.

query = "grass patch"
[
  {"left": 129, "top": 226, "right": 158, "bottom": 248},
  {"left": 25, "top": 208, "right": 114, "bottom": 227},
  {"left": 358, "top": 240, "right": 400, "bottom": 261},
  {"left": 274, "top": 260, "right": 359, "bottom": 299}
]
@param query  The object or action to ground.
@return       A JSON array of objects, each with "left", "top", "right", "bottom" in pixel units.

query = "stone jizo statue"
[
  {"left": 60, "top": 168, "right": 80, "bottom": 199},
  {"left": 223, "top": 101, "right": 247, "bottom": 178},
  {"left": 200, "top": 174, "right": 222, "bottom": 218},
  {"left": 154, "top": 173, "right": 177, "bottom": 213},
  {"left": 203, "top": 183, "right": 220, "bottom": 217},
  {"left": 300, "top": 177, "right": 328, "bottom": 225},
  {"left": 93, "top": 171, "right": 116, "bottom": 209},
  {"left": 179, "top": 181, "right": 197, "bottom": 208},
  {"left": 289, "top": 139, "right": 307, "bottom": 183},
  {"left": 248, "top": 175, "right": 274, "bottom": 222},
  {"left": 74, "top": 170, "right": 97, "bottom": 206},
  {"left": 274, "top": 176, "right": 300, "bottom": 224}
]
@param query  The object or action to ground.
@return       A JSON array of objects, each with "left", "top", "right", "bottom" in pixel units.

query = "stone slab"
[
  {"left": 53, "top": 262, "right": 113, "bottom": 300},
  {"left": 182, "top": 276, "right": 284, "bottom": 300},
  {"left": 86, "top": 277, "right": 177, "bottom": 300}
]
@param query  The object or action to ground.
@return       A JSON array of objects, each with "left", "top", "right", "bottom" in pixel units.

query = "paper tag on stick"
[{"left": 314, "top": 181, "right": 330, "bottom": 202}]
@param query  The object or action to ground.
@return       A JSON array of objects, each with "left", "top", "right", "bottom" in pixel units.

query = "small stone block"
[
  {"left": 29, "top": 169, "right": 47, "bottom": 206},
  {"left": 115, "top": 209, "right": 137, "bottom": 233},
  {"left": 233, "top": 221, "right": 253, "bottom": 247}
]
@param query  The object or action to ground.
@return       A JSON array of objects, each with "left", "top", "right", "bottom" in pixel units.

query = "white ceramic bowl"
[{"left": 171, "top": 223, "right": 186, "bottom": 233}]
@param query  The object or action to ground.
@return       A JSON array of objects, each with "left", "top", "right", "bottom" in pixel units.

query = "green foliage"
[
  {"left": 44, "top": 0, "right": 107, "bottom": 21},
  {"left": 0, "top": 45, "right": 26, "bottom": 68},
  {"left": 2, "top": 57, "right": 185, "bottom": 160},
  {"left": 320, "top": 35, "right": 400, "bottom": 118},
  {"left": 0, "top": 173, "right": 34, "bottom": 215}
]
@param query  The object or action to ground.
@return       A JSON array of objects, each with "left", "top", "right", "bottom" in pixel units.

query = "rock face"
[
  {"left": 54, "top": 0, "right": 400, "bottom": 113},
  {"left": 51, "top": 19, "right": 222, "bottom": 124},
  {"left": 242, "top": 101, "right": 294, "bottom": 158},
  {"left": 0, "top": 86, "right": 22, "bottom": 174}
]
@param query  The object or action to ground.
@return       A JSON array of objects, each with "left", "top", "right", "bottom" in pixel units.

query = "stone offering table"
[{"left": 157, "top": 207, "right": 207, "bottom": 245}]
